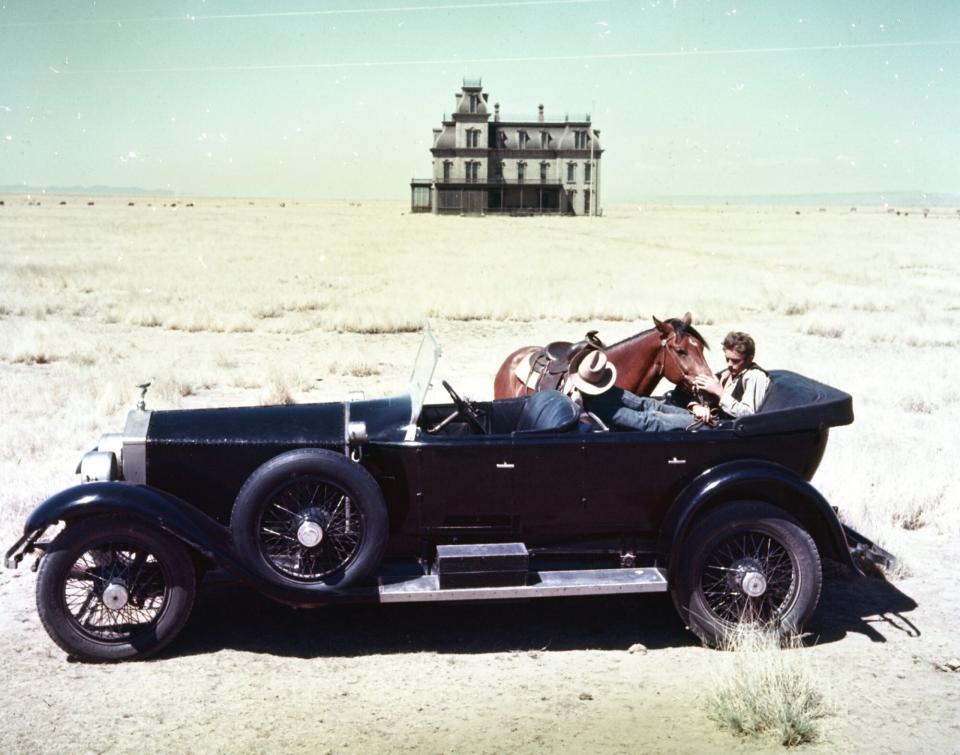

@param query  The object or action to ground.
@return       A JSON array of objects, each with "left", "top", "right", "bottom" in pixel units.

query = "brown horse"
[{"left": 493, "top": 312, "right": 714, "bottom": 399}]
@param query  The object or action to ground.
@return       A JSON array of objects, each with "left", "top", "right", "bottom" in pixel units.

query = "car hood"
[{"left": 146, "top": 394, "right": 414, "bottom": 447}]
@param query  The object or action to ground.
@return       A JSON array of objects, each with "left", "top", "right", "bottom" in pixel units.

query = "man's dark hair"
[{"left": 722, "top": 331, "right": 756, "bottom": 361}]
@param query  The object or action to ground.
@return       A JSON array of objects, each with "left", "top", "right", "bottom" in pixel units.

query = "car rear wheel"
[
  {"left": 672, "top": 501, "right": 822, "bottom": 647},
  {"left": 230, "top": 448, "right": 388, "bottom": 591},
  {"left": 36, "top": 517, "right": 196, "bottom": 662}
]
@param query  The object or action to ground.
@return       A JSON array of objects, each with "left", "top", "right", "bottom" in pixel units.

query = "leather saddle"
[{"left": 519, "top": 330, "right": 606, "bottom": 394}]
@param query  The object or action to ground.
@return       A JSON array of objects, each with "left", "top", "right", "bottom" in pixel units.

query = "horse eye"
[{"left": 677, "top": 350, "right": 687, "bottom": 356}]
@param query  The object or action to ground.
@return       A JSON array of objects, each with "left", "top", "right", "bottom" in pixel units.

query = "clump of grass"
[
  {"left": 709, "top": 628, "right": 828, "bottom": 747},
  {"left": 331, "top": 312, "right": 424, "bottom": 335},
  {"left": 253, "top": 305, "right": 283, "bottom": 320},
  {"left": 782, "top": 301, "right": 810, "bottom": 316},
  {"left": 8, "top": 349, "right": 60, "bottom": 365},
  {"left": 804, "top": 322, "right": 844, "bottom": 339},
  {"left": 260, "top": 372, "right": 297, "bottom": 405},
  {"left": 329, "top": 359, "right": 381, "bottom": 377},
  {"left": 899, "top": 396, "right": 934, "bottom": 414},
  {"left": 128, "top": 310, "right": 163, "bottom": 328}
]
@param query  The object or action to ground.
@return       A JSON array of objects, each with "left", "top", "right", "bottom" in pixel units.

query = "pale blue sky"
[{"left": 1, "top": 0, "right": 958, "bottom": 200}]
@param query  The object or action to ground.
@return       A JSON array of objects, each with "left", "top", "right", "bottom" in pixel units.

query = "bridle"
[{"left": 656, "top": 336, "right": 703, "bottom": 402}]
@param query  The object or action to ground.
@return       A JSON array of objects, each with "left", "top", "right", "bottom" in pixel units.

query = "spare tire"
[{"left": 230, "top": 448, "right": 388, "bottom": 591}]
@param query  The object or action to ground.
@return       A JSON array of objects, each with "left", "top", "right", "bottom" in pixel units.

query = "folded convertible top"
[{"left": 734, "top": 370, "right": 854, "bottom": 437}]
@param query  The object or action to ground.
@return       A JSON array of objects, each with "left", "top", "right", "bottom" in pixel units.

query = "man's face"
[{"left": 724, "top": 348, "right": 747, "bottom": 377}]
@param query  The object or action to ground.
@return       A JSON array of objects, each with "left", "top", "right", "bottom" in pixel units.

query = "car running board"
[{"left": 375, "top": 567, "right": 669, "bottom": 603}]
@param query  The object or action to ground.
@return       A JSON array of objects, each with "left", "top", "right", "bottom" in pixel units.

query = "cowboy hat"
[{"left": 571, "top": 350, "right": 618, "bottom": 395}]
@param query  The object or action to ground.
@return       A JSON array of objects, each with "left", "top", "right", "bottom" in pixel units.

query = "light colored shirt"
[{"left": 718, "top": 366, "right": 770, "bottom": 418}]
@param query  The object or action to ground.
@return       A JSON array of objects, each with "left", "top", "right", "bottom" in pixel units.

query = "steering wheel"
[{"left": 439, "top": 380, "right": 487, "bottom": 434}]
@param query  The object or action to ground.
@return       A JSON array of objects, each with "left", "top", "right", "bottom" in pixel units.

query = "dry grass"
[
  {"left": 708, "top": 628, "right": 829, "bottom": 747},
  {"left": 1, "top": 198, "right": 958, "bottom": 550}
]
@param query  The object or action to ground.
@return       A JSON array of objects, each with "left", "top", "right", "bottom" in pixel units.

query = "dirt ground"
[
  {"left": 1, "top": 199, "right": 958, "bottom": 752},
  {"left": 1, "top": 529, "right": 958, "bottom": 753}
]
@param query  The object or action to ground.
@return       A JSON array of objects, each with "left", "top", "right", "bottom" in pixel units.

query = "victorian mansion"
[{"left": 411, "top": 79, "right": 603, "bottom": 216}]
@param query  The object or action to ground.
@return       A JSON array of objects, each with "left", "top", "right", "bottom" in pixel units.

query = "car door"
[
  {"left": 505, "top": 433, "right": 586, "bottom": 543},
  {"left": 581, "top": 431, "right": 726, "bottom": 537},
  {"left": 417, "top": 433, "right": 519, "bottom": 540}
]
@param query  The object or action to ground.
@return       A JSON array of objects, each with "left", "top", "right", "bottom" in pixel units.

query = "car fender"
[
  {"left": 659, "top": 459, "right": 854, "bottom": 575},
  {"left": 19, "top": 482, "right": 367, "bottom": 607}
]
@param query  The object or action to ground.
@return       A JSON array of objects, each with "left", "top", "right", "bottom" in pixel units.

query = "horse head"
[{"left": 653, "top": 312, "right": 713, "bottom": 397}]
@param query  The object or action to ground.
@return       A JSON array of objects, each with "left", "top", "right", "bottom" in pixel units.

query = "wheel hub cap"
[
  {"left": 741, "top": 570, "right": 767, "bottom": 597},
  {"left": 102, "top": 580, "right": 129, "bottom": 610},
  {"left": 297, "top": 520, "right": 324, "bottom": 548}
]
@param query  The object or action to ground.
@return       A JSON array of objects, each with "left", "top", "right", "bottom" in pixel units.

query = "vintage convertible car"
[{"left": 6, "top": 329, "right": 891, "bottom": 661}]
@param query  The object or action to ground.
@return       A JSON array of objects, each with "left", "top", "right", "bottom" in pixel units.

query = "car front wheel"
[
  {"left": 672, "top": 501, "right": 822, "bottom": 647},
  {"left": 36, "top": 517, "right": 197, "bottom": 662}
]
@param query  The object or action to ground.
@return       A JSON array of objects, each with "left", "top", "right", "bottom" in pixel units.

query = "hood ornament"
[{"left": 136, "top": 380, "right": 153, "bottom": 411}]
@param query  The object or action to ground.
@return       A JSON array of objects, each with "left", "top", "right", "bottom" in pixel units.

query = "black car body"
[{"left": 6, "top": 329, "right": 891, "bottom": 661}]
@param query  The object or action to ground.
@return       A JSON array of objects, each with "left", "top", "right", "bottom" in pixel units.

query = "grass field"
[{"left": 2, "top": 196, "right": 959, "bottom": 559}]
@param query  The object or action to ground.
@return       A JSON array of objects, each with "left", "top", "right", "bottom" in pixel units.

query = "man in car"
[
  {"left": 574, "top": 330, "right": 768, "bottom": 430},
  {"left": 691, "top": 331, "right": 770, "bottom": 419}
]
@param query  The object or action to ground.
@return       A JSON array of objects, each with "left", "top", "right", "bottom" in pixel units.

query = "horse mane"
[{"left": 609, "top": 319, "right": 711, "bottom": 350}]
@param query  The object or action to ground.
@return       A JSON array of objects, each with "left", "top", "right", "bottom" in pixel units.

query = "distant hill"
[
  {"left": 0, "top": 185, "right": 175, "bottom": 197},
  {"left": 634, "top": 191, "right": 960, "bottom": 207}
]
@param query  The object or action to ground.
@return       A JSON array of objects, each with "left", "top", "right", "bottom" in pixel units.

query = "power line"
[
  {"left": 0, "top": 0, "right": 614, "bottom": 28},
  {"left": 31, "top": 39, "right": 960, "bottom": 75}
]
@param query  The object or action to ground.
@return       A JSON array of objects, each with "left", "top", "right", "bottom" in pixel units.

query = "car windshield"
[{"left": 407, "top": 325, "right": 442, "bottom": 431}]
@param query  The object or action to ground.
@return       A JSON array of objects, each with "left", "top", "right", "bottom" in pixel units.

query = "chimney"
[
  {"left": 538, "top": 104, "right": 544, "bottom": 122},
  {"left": 494, "top": 102, "right": 500, "bottom": 121}
]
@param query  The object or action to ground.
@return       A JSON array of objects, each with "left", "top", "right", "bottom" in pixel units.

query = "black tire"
[
  {"left": 671, "top": 501, "right": 822, "bottom": 648},
  {"left": 36, "top": 517, "right": 196, "bottom": 662},
  {"left": 230, "top": 448, "right": 388, "bottom": 591}
]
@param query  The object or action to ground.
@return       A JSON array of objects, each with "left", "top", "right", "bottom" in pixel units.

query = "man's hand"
[
  {"left": 693, "top": 373, "right": 723, "bottom": 398},
  {"left": 690, "top": 404, "right": 712, "bottom": 422}
]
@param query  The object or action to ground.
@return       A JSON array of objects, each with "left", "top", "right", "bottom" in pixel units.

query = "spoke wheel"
[
  {"left": 231, "top": 448, "right": 388, "bottom": 592},
  {"left": 700, "top": 531, "right": 797, "bottom": 626},
  {"left": 258, "top": 477, "right": 363, "bottom": 580},
  {"left": 37, "top": 518, "right": 196, "bottom": 662},
  {"left": 671, "top": 502, "right": 822, "bottom": 648}
]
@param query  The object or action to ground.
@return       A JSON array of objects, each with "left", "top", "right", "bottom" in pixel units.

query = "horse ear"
[
  {"left": 653, "top": 316, "right": 668, "bottom": 335},
  {"left": 682, "top": 311, "right": 693, "bottom": 325}
]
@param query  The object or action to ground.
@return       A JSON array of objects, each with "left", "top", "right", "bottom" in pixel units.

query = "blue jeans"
[
  {"left": 611, "top": 394, "right": 692, "bottom": 432},
  {"left": 582, "top": 389, "right": 693, "bottom": 432}
]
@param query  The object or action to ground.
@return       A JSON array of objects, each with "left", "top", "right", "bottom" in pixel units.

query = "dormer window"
[
  {"left": 574, "top": 130, "right": 589, "bottom": 149},
  {"left": 469, "top": 94, "right": 480, "bottom": 113},
  {"left": 498, "top": 131, "right": 508, "bottom": 148},
  {"left": 540, "top": 131, "right": 551, "bottom": 149},
  {"left": 517, "top": 130, "right": 530, "bottom": 149}
]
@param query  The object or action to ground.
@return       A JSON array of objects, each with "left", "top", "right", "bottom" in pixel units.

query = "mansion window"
[
  {"left": 540, "top": 131, "right": 551, "bottom": 149},
  {"left": 493, "top": 160, "right": 504, "bottom": 180},
  {"left": 574, "top": 130, "right": 589, "bottom": 149},
  {"left": 517, "top": 130, "right": 530, "bottom": 149},
  {"left": 584, "top": 162, "right": 592, "bottom": 183},
  {"left": 517, "top": 161, "right": 527, "bottom": 183},
  {"left": 466, "top": 129, "right": 481, "bottom": 148},
  {"left": 443, "top": 161, "right": 452, "bottom": 182},
  {"left": 584, "top": 189, "right": 591, "bottom": 214},
  {"left": 540, "top": 161, "right": 549, "bottom": 182},
  {"left": 567, "top": 162, "right": 576, "bottom": 182},
  {"left": 466, "top": 161, "right": 480, "bottom": 182}
]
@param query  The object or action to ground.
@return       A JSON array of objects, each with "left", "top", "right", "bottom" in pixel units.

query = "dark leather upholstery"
[{"left": 514, "top": 390, "right": 581, "bottom": 434}]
